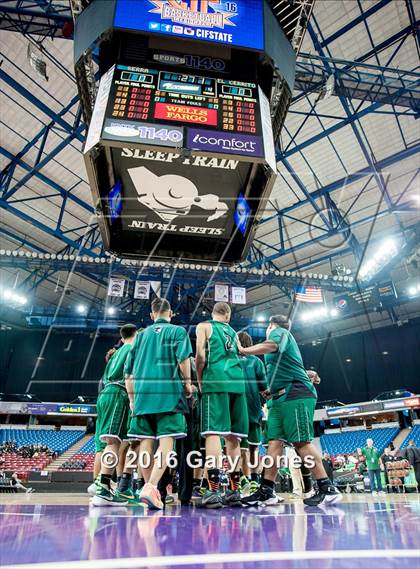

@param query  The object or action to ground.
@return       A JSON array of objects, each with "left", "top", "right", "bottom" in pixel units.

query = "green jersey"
[
  {"left": 102, "top": 343, "right": 132, "bottom": 387},
  {"left": 201, "top": 320, "right": 245, "bottom": 394},
  {"left": 362, "top": 447, "right": 381, "bottom": 470},
  {"left": 126, "top": 319, "right": 192, "bottom": 415},
  {"left": 240, "top": 355, "right": 267, "bottom": 424},
  {"left": 265, "top": 327, "right": 316, "bottom": 402}
]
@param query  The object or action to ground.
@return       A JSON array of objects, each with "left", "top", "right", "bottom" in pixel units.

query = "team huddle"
[{"left": 90, "top": 298, "right": 342, "bottom": 510}]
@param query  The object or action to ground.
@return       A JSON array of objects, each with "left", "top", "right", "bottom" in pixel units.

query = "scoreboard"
[{"left": 100, "top": 64, "right": 263, "bottom": 158}]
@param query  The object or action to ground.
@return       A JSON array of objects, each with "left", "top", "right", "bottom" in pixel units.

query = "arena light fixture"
[
  {"left": 106, "top": 306, "right": 116, "bottom": 316},
  {"left": 358, "top": 237, "right": 399, "bottom": 281},
  {"left": 0, "top": 288, "right": 28, "bottom": 306},
  {"left": 76, "top": 304, "right": 87, "bottom": 314},
  {"left": 257, "top": 315, "right": 266, "bottom": 322},
  {"left": 408, "top": 283, "right": 420, "bottom": 297}
]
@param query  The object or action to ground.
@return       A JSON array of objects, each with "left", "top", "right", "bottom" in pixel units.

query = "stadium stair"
[
  {"left": 392, "top": 428, "right": 410, "bottom": 449},
  {"left": 46, "top": 435, "right": 92, "bottom": 471}
]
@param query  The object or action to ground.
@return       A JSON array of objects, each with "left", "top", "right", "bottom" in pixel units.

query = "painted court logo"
[{"left": 148, "top": 1, "right": 238, "bottom": 29}]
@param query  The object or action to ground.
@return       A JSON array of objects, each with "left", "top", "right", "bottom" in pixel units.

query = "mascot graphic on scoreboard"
[
  {"left": 128, "top": 166, "right": 228, "bottom": 223},
  {"left": 148, "top": 1, "right": 238, "bottom": 29}
]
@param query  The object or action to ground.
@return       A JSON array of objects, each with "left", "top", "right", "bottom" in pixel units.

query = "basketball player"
[
  {"left": 91, "top": 324, "right": 137, "bottom": 507},
  {"left": 239, "top": 314, "right": 342, "bottom": 507},
  {"left": 195, "top": 302, "right": 248, "bottom": 508},
  {"left": 126, "top": 298, "right": 192, "bottom": 510},
  {"left": 237, "top": 331, "right": 268, "bottom": 495}
]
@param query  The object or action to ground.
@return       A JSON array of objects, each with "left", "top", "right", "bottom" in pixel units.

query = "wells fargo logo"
[
  {"left": 154, "top": 102, "right": 218, "bottom": 125},
  {"left": 148, "top": 1, "right": 238, "bottom": 29}
]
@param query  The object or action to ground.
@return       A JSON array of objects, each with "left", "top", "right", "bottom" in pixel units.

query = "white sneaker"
[
  {"left": 372, "top": 491, "right": 378, "bottom": 496},
  {"left": 87, "top": 482, "right": 97, "bottom": 496},
  {"left": 379, "top": 491, "right": 386, "bottom": 496}
]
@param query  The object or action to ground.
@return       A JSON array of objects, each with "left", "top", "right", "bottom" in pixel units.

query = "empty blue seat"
[
  {"left": 0, "top": 429, "right": 85, "bottom": 455},
  {"left": 320, "top": 427, "right": 399, "bottom": 455}
]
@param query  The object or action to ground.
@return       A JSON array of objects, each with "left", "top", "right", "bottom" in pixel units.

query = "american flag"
[{"left": 294, "top": 286, "right": 324, "bottom": 303}]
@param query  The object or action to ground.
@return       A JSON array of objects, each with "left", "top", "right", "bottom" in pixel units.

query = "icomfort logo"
[
  {"left": 193, "top": 134, "right": 256, "bottom": 151},
  {"left": 188, "top": 129, "right": 263, "bottom": 157}
]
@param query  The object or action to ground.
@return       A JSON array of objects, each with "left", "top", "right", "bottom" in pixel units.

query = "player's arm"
[
  {"left": 255, "top": 358, "right": 268, "bottom": 392},
  {"left": 307, "top": 369, "right": 321, "bottom": 384},
  {"left": 195, "top": 322, "right": 210, "bottom": 389},
  {"left": 239, "top": 340, "right": 278, "bottom": 356},
  {"left": 179, "top": 358, "right": 192, "bottom": 398},
  {"left": 125, "top": 374, "right": 134, "bottom": 411}
]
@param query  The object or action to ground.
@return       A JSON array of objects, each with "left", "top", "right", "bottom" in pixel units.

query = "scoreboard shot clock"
[{"left": 75, "top": 0, "right": 297, "bottom": 263}]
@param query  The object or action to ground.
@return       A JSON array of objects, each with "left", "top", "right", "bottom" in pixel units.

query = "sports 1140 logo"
[{"left": 138, "top": 126, "right": 183, "bottom": 143}]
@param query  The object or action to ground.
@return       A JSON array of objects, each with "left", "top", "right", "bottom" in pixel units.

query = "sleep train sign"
[{"left": 111, "top": 147, "right": 252, "bottom": 237}]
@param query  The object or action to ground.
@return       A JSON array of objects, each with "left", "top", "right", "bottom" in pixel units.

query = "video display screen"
[
  {"left": 234, "top": 193, "right": 250, "bottom": 236},
  {"left": 108, "top": 180, "right": 123, "bottom": 222},
  {"left": 114, "top": 0, "right": 264, "bottom": 51},
  {"left": 111, "top": 147, "right": 253, "bottom": 241}
]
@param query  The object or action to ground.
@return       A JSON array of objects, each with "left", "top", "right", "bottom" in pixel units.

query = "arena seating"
[
  {"left": 0, "top": 429, "right": 85, "bottom": 479},
  {"left": 60, "top": 437, "right": 95, "bottom": 471},
  {"left": 400, "top": 425, "right": 420, "bottom": 448},
  {"left": 320, "top": 427, "right": 399, "bottom": 455}
]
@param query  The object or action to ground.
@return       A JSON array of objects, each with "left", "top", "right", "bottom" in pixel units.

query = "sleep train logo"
[
  {"left": 127, "top": 166, "right": 228, "bottom": 223},
  {"left": 148, "top": 1, "right": 238, "bottom": 29}
]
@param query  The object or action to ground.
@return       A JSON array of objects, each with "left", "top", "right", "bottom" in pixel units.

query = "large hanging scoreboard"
[
  {"left": 100, "top": 65, "right": 263, "bottom": 159},
  {"left": 76, "top": 0, "right": 296, "bottom": 263}
]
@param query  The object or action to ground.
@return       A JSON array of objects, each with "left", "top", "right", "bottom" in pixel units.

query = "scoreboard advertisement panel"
[
  {"left": 114, "top": 0, "right": 265, "bottom": 51},
  {"left": 102, "top": 64, "right": 264, "bottom": 159}
]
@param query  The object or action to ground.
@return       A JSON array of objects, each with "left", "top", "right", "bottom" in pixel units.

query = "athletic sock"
[
  {"left": 193, "top": 478, "right": 201, "bottom": 487},
  {"left": 201, "top": 478, "right": 209, "bottom": 490},
  {"left": 117, "top": 475, "right": 122, "bottom": 485},
  {"left": 208, "top": 469, "right": 220, "bottom": 492},
  {"left": 230, "top": 471, "right": 241, "bottom": 491},
  {"left": 301, "top": 466, "right": 313, "bottom": 493},
  {"left": 261, "top": 478, "right": 275, "bottom": 490},
  {"left": 251, "top": 473, "right": 260, "bottom": 483},
  {"left": 100, "top": 474, "right": 112, "bottom": 489},
  {"left": 316, "top": 477, "right": 330, "bottom": 492},
  {"left": 118, "top": 472, "right": 132, "bottom": 493}
]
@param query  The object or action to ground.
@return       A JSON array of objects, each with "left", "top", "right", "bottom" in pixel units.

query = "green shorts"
[
  {"left": 201, "top": 392, "right": 248, "bottom": 439},
  {"left": 266, "top": 397, "right": 316, "bottom": 444},
  {"left": 241, "top": 422, "right": 262, "bottom": 449},
  {"left": 127, "top": 412, "right": 187, "bottom": 440},
  {"left": 95, "top": 383, "right": 130, "bottom": 452}
]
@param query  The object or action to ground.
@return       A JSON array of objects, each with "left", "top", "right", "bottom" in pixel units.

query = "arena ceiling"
[{"left": 0, "top": 0, "right": 419, "bottom": 339}]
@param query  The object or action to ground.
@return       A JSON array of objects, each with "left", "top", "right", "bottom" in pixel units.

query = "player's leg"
[
  {"left": 289, "top": 399, "right": 342, "bottom": 507},
  {"left": 91, "top": 385, "right": 129, "bottom": 506},
  {"left": 89, "top": 391, "right": 106, "bottom": 496},
  {"left": 199, "top": 393, "right": 228, "bottom": 508},
  {"left": 223, "top": 393, "right": 248, "bottom": 507},
  {"left": 242, "top": 405, "right": 285, "bottom": 507},
  {"left": 240, "top": 441, "right": 251, "bottom": 495},
  {"left": 139, "top": 413, "right": 186, "bottom": 510},
  {"left": 115, "top": 440, "right": 142, "bottom": 504},
  {"left": 117, "top": 441, "right": 129, "bottom": 482},
  {"left": 248, "top": 423, "right": 263, "bottom": 493}
]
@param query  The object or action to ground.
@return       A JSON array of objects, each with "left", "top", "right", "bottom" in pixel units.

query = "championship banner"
[
  {"left": 377, "top": 281, "right": 397, "bottom": 305},
  {"left": 134, "top": 281, "right": 151, "bottom": 300},
  {"left": 108, "top": 277, "right": 126, "bottom": 297},
  {"left": 215, "top": 283, "right": 229, "bottom": 302},
  {"left": 231, "top": 286, "right": 246, "bottom": 304}
]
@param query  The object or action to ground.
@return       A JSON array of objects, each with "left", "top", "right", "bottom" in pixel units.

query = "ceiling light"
[
  {"left": 106, "top": 307, "right": 116, "bottom": 316},
  {"left": 76, "top": 304, "right": 87, "bottom": 314},
  {"left": 345, "top": 358, "right": 351, "bottom": 363},
  {"left": 257, "top": 315, "right": 266, "bottom": 322}
]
